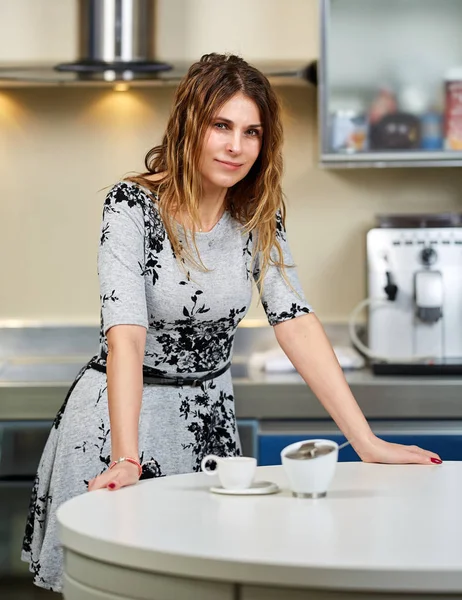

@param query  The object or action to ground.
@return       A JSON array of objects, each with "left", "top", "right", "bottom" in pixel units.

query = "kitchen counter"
[
  {"left": 57, "top": 462, "right": 462, "bottom": 599},
  {"left": 1, "top": 361, "right": 462, "bottom": 421},
  {"left": 1, "top": 324, "right": 461, "bottom": 421}
]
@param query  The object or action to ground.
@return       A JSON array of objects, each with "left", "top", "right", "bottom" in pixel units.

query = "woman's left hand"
[{"left": 354, "top": 435, "right": 442, "bottom": 465}]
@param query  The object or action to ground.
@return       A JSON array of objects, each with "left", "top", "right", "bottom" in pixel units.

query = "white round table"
[{"left": 57, "top": 462, "right": 462, "bottom": 600}]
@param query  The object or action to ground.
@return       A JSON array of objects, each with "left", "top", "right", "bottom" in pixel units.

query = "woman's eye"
[
  {"left": 214, "top": 122, "right": 228, "bottom": 130},
  {"left": 247, "top": 129, "right": 260, "bottom": 137}
]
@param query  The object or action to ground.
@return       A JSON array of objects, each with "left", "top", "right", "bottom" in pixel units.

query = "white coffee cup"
[
  {"left": 281, "top": 439, "right": 339, "bottom": 498},
  {"left": 201, "top": 454, "right": 257, "bottom": 490}
]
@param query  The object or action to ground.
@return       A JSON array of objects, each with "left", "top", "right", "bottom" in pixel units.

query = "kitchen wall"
[{"left": 1, "top": 0, "right": 462, "bottom": 324}]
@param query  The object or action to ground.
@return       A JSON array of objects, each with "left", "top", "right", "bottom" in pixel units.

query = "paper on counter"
[{"left": 248, "top": 345, "right": 365, "bottom": 373}]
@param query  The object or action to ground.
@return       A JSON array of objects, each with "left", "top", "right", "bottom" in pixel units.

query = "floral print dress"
[{"left": 21, "top": 181, "right": 312, "bottom": 592}]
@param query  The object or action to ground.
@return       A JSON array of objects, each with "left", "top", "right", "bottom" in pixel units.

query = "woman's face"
[{"left": 199, "top": 92, "right": 263, "bottom": 195}]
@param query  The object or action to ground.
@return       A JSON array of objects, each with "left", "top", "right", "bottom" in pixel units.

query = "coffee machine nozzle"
[{"left": 414, "top": 270, "right": 443, "bottom": 324}]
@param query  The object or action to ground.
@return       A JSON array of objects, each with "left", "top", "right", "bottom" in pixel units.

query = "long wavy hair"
[{"left": 128, "top": 53, "right": 290, "bottom": 283}]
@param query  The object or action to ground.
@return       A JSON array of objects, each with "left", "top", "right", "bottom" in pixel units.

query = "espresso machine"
[{"left": 365, "top": 213, "right": 462, "bottom": 375}]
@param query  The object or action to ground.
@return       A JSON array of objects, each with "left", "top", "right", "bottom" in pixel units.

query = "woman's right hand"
[{"left": 88, "top": 461, "right": 141, "bottom": 492}]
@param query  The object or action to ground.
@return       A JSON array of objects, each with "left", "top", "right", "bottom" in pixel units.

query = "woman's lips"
[{"left": 215, "top": 159, "right": 243, "bottom": 170}]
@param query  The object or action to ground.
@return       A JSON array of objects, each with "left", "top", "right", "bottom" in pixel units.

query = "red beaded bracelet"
[{"left": 109, "top": 457, "right": 142, "bottom": 478}]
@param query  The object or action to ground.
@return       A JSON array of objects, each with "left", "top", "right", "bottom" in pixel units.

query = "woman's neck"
[
  {"left": 145, "top": 173, "right": 228, "bottom": 232},
  {"left": 196, "top": 187, "right": 227, "bottom": 231}
]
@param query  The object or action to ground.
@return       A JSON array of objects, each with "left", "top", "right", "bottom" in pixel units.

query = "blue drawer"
[
  {"left": 259, "top": 433, "right": 462, "bottom": 466},
  {"left": 259, "top": 434, "right": 350, "bottom": 465}
]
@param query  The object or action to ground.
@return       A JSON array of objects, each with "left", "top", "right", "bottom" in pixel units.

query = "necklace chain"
[{"left": 198, "top": 210, "right": 225, "bottom": 232}]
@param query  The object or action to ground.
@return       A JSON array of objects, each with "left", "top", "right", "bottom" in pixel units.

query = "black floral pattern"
[
  {"left": 100, "top": 185, "right": 165, "bottom": 281},
  {"left": 243, "top": 230, "right": 253, "bottom": 280},
  {"left": 147, "top": 298, "right": 246, "bottom": 373},
  {"left": 180, "top": 380, "right": 239, "bottom": 471},
  {"left": 52, "top": 362, "right": 90, "bottom": 430},
  {"left": 23, "top": 478, "right": 44, "bottom": 554},
  {"left": 100, "top": 222, "right": 110, "bottom": 245},
  {"left": 263, "top": 301, "right": 311, "bottom": 327},
  {"left": 22, "top": 476, "right": 53, "bottom": 587},
  {"left": 275, "top": 209, "right": 286, "bottom": 240},
  {"left": 94, "top": 383, "right": 107, "bottom": 407},
  {"left": 139, "top": 454, "right": 164, "bottom": 479},
  {"left": 95, "top": 419, "right": 111, "bottom": 472},
  {"left": 98, "top": 291, "right": 120, "bottom": 356},
  {"left": 101, "top": 291, "right": 119, "bottom": 306}
]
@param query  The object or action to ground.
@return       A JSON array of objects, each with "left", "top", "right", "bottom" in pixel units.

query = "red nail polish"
[
  {"left": 431, "top": 458, "right": 442, "bottom": 464},
  {"left": 108, "top": 483, "right": 116, "bottom": 489}
]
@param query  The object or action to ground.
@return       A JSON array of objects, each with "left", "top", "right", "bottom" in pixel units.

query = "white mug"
[
  {"left": 200, "top": 454, "right": 257, "bottom": 490},
  {"left": 281, "top": 439, "right": 339, "bottom": 498}
]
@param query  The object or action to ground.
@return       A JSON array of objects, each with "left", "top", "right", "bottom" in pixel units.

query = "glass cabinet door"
[{"left": 319, "top": 0, "right": 462, "bottom": 167}]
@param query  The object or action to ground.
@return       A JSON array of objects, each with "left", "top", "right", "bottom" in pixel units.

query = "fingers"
[
  {"left": 402, "top": 448, "right": 442, "bottom": 465},
  {"left": 87, "top": 464, "right": 140, "bottom": 492},
  {"left": 88, "top": 471, "right": 117, "bottom": 492},
  {"left": 406, "top": 445, "right": 442, "bottom": 464},
  {"left": 360, "top": 439, "right": 443, "bottom": 465},
  {"left": 107, "top": 476, "right": 122, "bottom": 491},
  {"left": 90, "top": 473, "right": 123, "bottom": 492},
  {"left": 407, "top": 451, "right": 432, "bottom": 465}
]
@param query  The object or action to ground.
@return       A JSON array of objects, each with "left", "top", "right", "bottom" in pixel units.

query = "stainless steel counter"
[{"left": 0, "top": 324, "right": 461, "bottom": 421}]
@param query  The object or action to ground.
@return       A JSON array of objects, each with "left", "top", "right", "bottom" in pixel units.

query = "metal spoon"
[{"left": 285, "top": 439, "right": 351, "bottom": 460}]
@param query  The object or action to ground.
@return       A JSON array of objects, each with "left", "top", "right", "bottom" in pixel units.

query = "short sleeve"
[
  {"left": 253, "top": 212, "right": 313, "bottom": 326},
  {"left": 98, "top": 182, "right": 149, "bottom": 335}
]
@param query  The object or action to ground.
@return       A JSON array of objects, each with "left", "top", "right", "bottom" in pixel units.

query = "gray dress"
[{"left": 21, "top": 181, "right": 312, "bottom": 592}]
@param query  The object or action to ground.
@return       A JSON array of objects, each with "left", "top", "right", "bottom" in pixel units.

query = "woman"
[{"left": 22, "top": 53, "right": 442, "bottom": 593}]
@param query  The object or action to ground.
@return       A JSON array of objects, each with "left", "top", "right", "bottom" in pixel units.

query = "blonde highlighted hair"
[{"left": 129, "top": 53, "right": 290, "bottom": 283}]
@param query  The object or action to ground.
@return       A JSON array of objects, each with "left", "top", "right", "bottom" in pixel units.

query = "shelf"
[
  {"left": 320, "top": 150, "right": 462, "bottom": 169},
  {"left": 0, "top": 60, "right": 316, "bottom": 88}
]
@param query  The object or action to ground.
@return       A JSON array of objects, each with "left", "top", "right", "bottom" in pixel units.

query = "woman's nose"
[{"left": 226, "top": 133, "right": 242, "bottom": 154}]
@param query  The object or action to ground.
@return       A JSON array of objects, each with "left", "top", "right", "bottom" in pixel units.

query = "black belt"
[{"left": 89, "top": 350, "right": 231, "bottom": 387}]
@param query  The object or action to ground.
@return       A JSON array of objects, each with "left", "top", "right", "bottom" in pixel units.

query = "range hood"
[{"left": 0, "top": 0, "right": 316, "bottom": 87}]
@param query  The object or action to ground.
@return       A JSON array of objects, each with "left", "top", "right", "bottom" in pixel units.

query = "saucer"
[{"left": 210, "top": 481, "right": 280, "bottom": 496}]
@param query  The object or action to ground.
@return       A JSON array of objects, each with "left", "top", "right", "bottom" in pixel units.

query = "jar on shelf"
[
  {"left": 444, "top": 67, "right": 462, "bottom": 151},
  {"left": 329, "top": 98, "right": 368, "bottom": 154},
  {"left": 420, "top": 110, "right": 443, "bottom": 150}
]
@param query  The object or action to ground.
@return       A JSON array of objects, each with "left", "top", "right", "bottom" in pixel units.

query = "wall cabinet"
[{"left": 319, "top": 0, "right": 462, "bottom": 167}]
